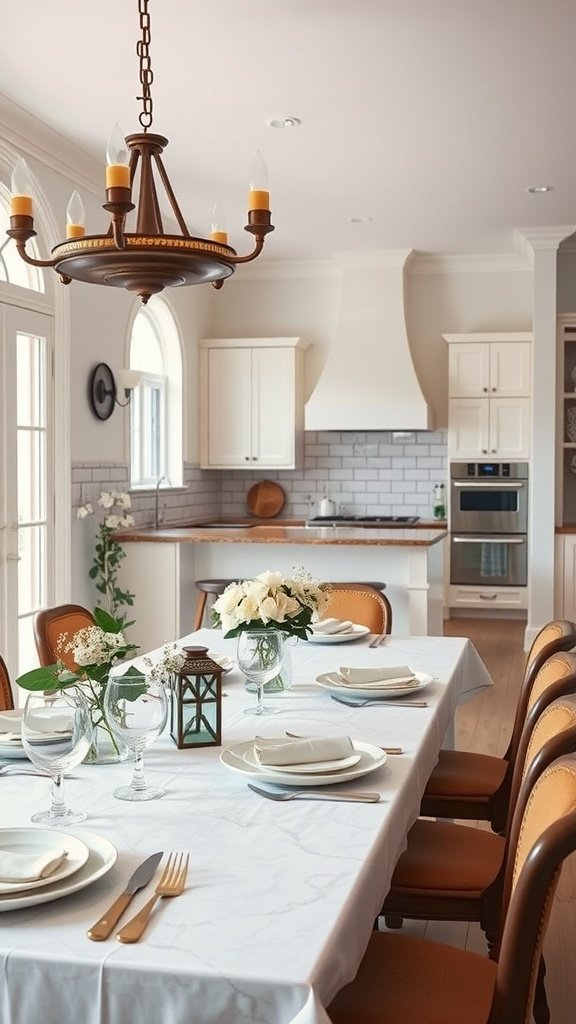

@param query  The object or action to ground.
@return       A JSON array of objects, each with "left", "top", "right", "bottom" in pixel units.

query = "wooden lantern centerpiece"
[{"left": 170, "top": 645, "right": 222, "bottom": 749}]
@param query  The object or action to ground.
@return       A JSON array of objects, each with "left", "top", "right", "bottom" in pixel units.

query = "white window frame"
[{"left": 130, "top": 371, "right": 167, "bottom": 487}]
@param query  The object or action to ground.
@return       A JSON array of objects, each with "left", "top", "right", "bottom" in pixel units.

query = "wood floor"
[{"left": 382, "top": 616, "right": 575, "bottom": 1024}]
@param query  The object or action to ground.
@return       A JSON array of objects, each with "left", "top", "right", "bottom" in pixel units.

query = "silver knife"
[{"left": 87, "top": 851, "right": 163, "bottom": 941}]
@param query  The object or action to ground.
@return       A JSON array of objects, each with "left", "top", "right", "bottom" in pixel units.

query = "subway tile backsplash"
[{"left": 72, "top": 430, "right": 447, "bottom": 525}]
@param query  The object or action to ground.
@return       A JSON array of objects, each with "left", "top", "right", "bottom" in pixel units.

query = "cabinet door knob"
[
  {"left": 491, "top": 449, "right": 497, "bottom": 454},
  {"left": 252, "top": 456, "right": 258, "bottom": 461},
  {"left": 245, "top": 456, "right": 250, "bottom": 461},
  {"left": 492, "top": 387, "right": 497, "bottom": 392},
  {"left": 483, "top": 387, "right": 488, "bottom": 392},
  {"left": 482, "top": 449, "right": 488, "bottom": 454}
]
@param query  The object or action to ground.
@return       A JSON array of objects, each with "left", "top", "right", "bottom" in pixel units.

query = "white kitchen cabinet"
[
  {"left": 199, "top": 337, "right": 308, "bottom": 469},
  {"left": 444, "top": 333, "right": 532, "bottom": 459}
]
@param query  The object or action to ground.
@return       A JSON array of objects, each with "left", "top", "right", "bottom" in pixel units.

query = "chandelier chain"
[{"left": 137, "top": 0, "right": 154, "bottom": 130}]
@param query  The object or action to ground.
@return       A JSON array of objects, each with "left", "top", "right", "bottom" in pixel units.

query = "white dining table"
[{"left": 0, "top": 629, "right": 493, "bottom": 1024}]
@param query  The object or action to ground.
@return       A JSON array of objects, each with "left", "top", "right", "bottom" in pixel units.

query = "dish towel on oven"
[{"left": 480, "top": 543, "right": 508, "bottom": 578}]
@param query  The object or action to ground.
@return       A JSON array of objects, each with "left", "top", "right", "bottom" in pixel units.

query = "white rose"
[
  {"left": 76, "top": 503, "right": 93, "bottom": 519},
  {"left": 213, "top": 583, "right": 244, "bottom": 616},
  {"left": 98, "top": 491, "right": 114, "bottom": 509},
  {"left": 243, "top": 579, "right": 269, "bottom": 604},
  {"left": 259, "top": 595, "right": 282, "bottom": 623},
  {"left": 238, "top": 594, "right": 261, "bottom": 622},
  {"left": 256, "top": 570, "right": 284, "bottom": 591},
  {"left": 115, "top": 492, "right": 132, "bottom": 509},
  {"left": 120, "top": 514, "right": 135, "bottom": 527},
  {"left": 105, "top": 514, "right": 121, "bottom": 529}
]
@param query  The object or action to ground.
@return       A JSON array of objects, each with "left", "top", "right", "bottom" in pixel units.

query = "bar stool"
[{"left": 193, "top": 579, "right": 242, "bottom": 630}]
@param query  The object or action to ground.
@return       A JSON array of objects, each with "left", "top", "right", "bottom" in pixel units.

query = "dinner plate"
[
  {"left": 220, "top": 739, "right": 387, "bottom": 786},
  {"left": 0, "top": 830, "right": 117, "bottom": 911},
  {"left": 0, "top": 740, "right": 29, "bottom": 760},
  {"left": 242, "top": 747, "right": 362, "bottom": 774},
  {"left": 315, "top": 670, "right": 433, "bottom": 700},
  {"left": 307, "top": 623, "right": 370, "bottom": 644},
  {"left": 0, "top": 709, "right": 23, "bottom": 733},
  {"left": 0, "top": 829, "right": 90, "bottom": 895},
  {"left": 210, "top": 653, "right": 235, "bottom": 674}
]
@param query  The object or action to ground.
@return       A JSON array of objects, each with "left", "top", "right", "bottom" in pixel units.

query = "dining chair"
[
  {"left": 380, "top": 685, "right": 576, "bottom": 1022},
  {"left": 420, "top": 618, "right": 576, "bottom": 832},
  {"left": 34, "top": 603, "right": 96, "bottom": 672},
  {"left": 322, "top": 583, "right": 392, "bottom": 635},
  {"left": 0, "top": 654, "right": 15, "bottom": 711},
  {"left": 328, "top": 752, "right": 576, "bottom": 1024}
]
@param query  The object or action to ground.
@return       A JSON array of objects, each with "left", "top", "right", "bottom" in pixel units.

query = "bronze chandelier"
[{"left": 6, "top": 0, "right": 274, "bottom": 304}]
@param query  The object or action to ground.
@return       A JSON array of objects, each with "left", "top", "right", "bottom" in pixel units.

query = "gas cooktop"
[{"left": 306, "top": 515, "right": 420, "bottom": 527}]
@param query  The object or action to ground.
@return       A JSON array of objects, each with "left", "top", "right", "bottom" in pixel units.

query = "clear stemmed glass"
[
  {"left": 21, "top": 689, "right": 93, "bottom": 825},
  {"left": 103, "top": 673, "right": 168, "bottom": 801},
  {"left": 238, "top": 630, "right": 284, "bottom": 716}
]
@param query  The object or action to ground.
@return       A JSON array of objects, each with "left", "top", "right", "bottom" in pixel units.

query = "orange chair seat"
[
  {"left": 390, "top": 819, "right": 504, "bottom": 893},
  {"left": 424, "top": 748, "right": 507, "bottom": 799},
  {"left": 328, "top": 931, "right": 497, "bottom": 1024}
]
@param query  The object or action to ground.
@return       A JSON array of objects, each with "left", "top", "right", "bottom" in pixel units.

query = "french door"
[{"left": 0, "top": 302, "right": 54, "bottom": 678}]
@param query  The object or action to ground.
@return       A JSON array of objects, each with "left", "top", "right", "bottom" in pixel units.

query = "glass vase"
[
  {"left": 243, "top": 634, "right": 293, "bottom": 694},
  {"left": 84, "top": 721, "right": 129, "bottom": 764}
]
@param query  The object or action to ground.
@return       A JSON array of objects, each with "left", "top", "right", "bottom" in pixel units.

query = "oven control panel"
[
  {"left": 452, "top": 462, "right": 529, "bottom": 480},
  {"left": 466, "top": 462, "right": 510, "bottom": 477}
]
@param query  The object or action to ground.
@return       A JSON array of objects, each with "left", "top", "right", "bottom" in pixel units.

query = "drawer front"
[{"left": 448, "top": 585, "right": 528, "bottom": 609}]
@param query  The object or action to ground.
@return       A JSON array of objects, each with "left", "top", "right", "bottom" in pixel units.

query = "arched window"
[
  {"left": 0, "top": 185, "right": 44, "bottom": 291},
  {"left": 129, "top": 297, "right": 183, "bottom": 488}
]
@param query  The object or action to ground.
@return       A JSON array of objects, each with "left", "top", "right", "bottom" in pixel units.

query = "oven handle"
[
  {"left": 452, "top": 481, "right": 525, "bottom": 489},
  {"left": 452, "top": 536, "right": 526, "bottom": 545}
]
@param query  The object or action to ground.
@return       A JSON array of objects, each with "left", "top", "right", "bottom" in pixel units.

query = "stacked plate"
[
  {"left": 315, "top": 668, "right": 433, "bottom": 700},
  {"left": 307, "top": 621, "right": 370, "bottom": 644},
  {"left": 220, "top": 737, "right": 387, "bottom": 786},
  {"left": 0, "top": 828, "right": 117, "bottom": 911},
  {"left": 0, "top": 709, "right": 28, "bottom": 760}
]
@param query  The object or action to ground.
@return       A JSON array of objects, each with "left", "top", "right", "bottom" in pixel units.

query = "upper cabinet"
[
  {"left": 444, "top": 333, "right": 532, "bottom": 460},
  {"left": 199, "top": 337, "right": 308, "bottom": 470}
]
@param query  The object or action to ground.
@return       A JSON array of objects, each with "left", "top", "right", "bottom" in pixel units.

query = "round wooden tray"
[{"left": 246, "top": 480, "right": 286, "bottom": 518}]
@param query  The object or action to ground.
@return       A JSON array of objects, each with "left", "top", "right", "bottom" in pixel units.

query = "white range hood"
[{"left": 305, "top": 251, "right": 431, "bottom": 431}]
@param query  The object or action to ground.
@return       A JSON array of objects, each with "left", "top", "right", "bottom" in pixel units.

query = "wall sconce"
[{"left": 89, "top": 362, "right": 142, "bottom": 420}]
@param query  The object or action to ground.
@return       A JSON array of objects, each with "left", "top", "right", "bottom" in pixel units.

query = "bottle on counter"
[
  {"left": 319, "top": 496, "right": 336, "bottom": 517},
  {"left": 432, "top": 483, "right": 446, "bottom": 520}
]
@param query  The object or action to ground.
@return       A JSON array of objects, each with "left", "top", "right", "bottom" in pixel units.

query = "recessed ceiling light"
[
  {"left": 349, "top": 216, "right": 373, "bottom": 223},
  {"left": 526, "top": 185, "right": 554, "bottom": 193},
  {"left": 267, "top": 116, "right": 301, "bottom": 129}
]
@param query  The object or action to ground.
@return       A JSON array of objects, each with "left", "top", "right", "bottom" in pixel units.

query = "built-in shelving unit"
[{"left": 558, "top": 319, "right": 576, "bottom": 524}]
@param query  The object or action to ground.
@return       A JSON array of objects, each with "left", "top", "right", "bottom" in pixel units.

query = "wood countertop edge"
[{"left": 114, "top": 526, "right": 448, "bottom": 547}]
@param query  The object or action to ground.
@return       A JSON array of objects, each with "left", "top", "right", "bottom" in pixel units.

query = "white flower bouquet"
[{"left": 211, "top": 569, "right": 329, "bottom": 641}]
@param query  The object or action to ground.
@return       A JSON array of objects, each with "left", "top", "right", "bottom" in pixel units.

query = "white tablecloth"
[{"left": 0, "top": 630, "right": 492, "bottom": 1024}]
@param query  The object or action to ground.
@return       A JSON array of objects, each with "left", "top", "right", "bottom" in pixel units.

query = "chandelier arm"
[
  {"left": 153, "top": 154, "right": 191, "bottom": 237},
  {"left": 13, "top": 241, "right": 56, "bottom": 269},
  {"left": 226, "top": 236, "right": 266, "bottom": 265}
]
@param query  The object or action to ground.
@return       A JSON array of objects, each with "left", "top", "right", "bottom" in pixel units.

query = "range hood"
[{"left": 305, "top": 251, "right": 431, "bottom": 431}]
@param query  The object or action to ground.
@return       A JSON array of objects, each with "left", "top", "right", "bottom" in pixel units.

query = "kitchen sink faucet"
[{"left": 154, "top": 475, "right": 166, "bottom": 528}]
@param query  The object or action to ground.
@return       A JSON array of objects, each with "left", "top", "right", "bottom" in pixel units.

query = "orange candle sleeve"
[
  {"left": 210, "top": 231, "right": 228, "bottom": 244},
  {"left": 66, "top": 224, "right": 85, "bottom": 239},
  {"left": 10, "top": 195, "right": 33, "bottom": 217},
  {"left": 247, "top": 189, "right": 270, "bottom": 212},
  {"left": 106, "top": 165, "right": 131, "bottom": 189}
]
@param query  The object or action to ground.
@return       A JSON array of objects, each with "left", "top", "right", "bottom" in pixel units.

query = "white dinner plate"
[
  {"left": 210, "top": 653, "right": 235, "bottom": 674},
  {"left": 315, "top": 670, "right": 433, "bottom": 700},
  {"left": 0, "top": 740, "right": 29, "bottom": 760},
  {"left": 220, "top": 739, "right": 387, "bottom": 786},
  {"left": 307, "top": 624, "right": 370, "bottom": 644},
  {"left": 0, "top": 830, "right": 117, "bottom": 911},
  {"left": 0, "top": 709, "right": 23, "bottom": 733},
  {"left": 242, "top": 747, "right": 362, "bottom": 774},
  {"left": 0, "top": 829, "right": 90, "bottom": 895}
]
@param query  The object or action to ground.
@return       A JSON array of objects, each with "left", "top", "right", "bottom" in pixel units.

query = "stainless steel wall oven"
[{"left": 450, "top": 462, "right": 528, "bottom": 588}]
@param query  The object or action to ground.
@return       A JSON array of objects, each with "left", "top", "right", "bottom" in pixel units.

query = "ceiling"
[{"left": 1, "top": 0, "right": 576, "bottom": 262}]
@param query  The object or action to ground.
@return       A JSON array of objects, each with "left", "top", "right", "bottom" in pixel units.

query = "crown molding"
[
  {"left": 0, "top": 93, "right": 102, "bottom": 195},
  {"left": 409, "top": 251, "right": 530, "bottom": 274},
  {"left": 517, "top": 225, "right": 576, "bottom": 251}
]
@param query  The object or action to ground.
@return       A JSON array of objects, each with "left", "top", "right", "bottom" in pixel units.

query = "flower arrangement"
[
  {"left": 211, "top": 569, "right": 329, "bottom": 640},
  {"left": 77, "top": 490, "right": 136, "bottom": 623},
  {"left": 16, "top": 608, "right": 184, "bottom": 762}
]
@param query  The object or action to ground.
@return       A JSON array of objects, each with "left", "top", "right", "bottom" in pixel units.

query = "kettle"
[{"left": 319, "top": 496, "right": 336, "bottom": 517}]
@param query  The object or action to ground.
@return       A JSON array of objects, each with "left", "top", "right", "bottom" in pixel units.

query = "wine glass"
[
  {"left": 22, "top": 689, "right": 93, "bottom": 825},
  {"left": 237, "top": 630, "right": 284, "bottom": 716},
  {"left": 103, "top": 672, "right": 168, "bottom": 801}
]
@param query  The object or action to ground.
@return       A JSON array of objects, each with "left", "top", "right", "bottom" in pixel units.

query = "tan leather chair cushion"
[
  {"left": 424, "top": 748, "right": 507, "bottom": 798},
  {"left": 328, "top": 931, "right": 497, "bottom": 1024}
]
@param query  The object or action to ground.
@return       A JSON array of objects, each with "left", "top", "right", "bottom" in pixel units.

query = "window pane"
[
  {"left": 18, "top": 615, "right": 40, "bottom": 679},
  {"left": 17, "top": 429, "right": 46, "bottom": 522},
  {"left": 0, "top": 196, "right": 44, "bottom": 291},
  {"left": 131, "top": 310, "right": 164, "bottom": 374},
  {"left": 17, "top": 524, "right": 46, "bottom": 614},
  {"left": 17, "top": 333, "right": 45, "bottom": 427}
]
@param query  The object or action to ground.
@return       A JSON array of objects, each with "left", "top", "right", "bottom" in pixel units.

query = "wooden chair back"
[
  {"left": 322, "top": 583, "right": 392, "bottom": 635},
  {"left": 34, "top": 604, "right": 96, "bottom": 672},
  {"left": 0, "top": 654, "right": 14, "bottom": 711},
  {"left": 490, "top": 754, "right": 576, "bottom": 1024}
]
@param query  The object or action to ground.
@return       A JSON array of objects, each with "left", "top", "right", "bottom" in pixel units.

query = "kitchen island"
[{"left": 117, "top": 522, "right": 447, "bottom": 650}]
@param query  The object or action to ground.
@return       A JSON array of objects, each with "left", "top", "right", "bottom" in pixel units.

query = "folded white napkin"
[
  {"left": 312, "top": 618, "right": 354, "bottom": 635},
  {"left": 253, "top": 735, "right": 354, "bottom": 766},
  {"left": 25, "top": 712, "right": 73, "bottom": 735},
  {"left": 337, "top": 665, "right": 417, "bottom": 688},
  {"left": 0, "top": 711, "right": 22, "bottom": 735},
  {"left": 0, "top": 847, "right": 68, "bottom": 883}
]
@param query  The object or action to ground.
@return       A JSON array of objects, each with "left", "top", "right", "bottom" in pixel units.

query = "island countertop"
[{"left": 116, "top": 523, "right": 447, "bottom": 547}]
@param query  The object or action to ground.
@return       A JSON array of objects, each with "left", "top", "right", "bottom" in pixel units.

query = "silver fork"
[
  {"left": 247, "top": 783, "right": 380, "bottom": 803},
  {"left": 330, "top": 694, "right": 428, "bottom": 709}
]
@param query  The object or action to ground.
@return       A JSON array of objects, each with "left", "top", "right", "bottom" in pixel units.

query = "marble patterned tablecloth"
[{"left": 0, "top": 630, "right": 493, "bottom": 1024}]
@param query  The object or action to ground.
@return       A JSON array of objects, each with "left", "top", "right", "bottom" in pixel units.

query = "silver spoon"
[{"left": 330, "top": 695, "right": 428, "bottom": 709}]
